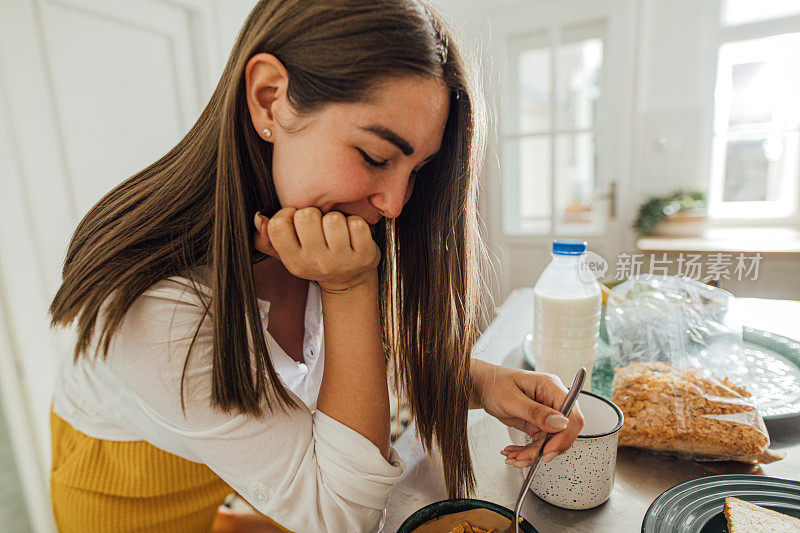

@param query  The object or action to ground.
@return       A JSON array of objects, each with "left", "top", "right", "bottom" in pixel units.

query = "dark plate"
[
  {"left": 642, "top": 474, "right": 800, "bottom": 532},
  {"left": 396, "top": 498, "right": 538, "bottom": 533}
]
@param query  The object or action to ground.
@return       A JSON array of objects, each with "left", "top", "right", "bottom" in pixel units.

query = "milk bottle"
[{"left": 533, "top": 239, "right": 601, "bottom": 391}]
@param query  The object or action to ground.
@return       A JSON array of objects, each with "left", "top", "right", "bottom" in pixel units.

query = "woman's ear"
[{"left": 244, "top": 53, "right": 290, "bottom": 142}]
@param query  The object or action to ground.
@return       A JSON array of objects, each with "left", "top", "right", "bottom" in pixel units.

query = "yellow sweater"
[{"left": 50, "top": 409, "right": 287, "bottom": 532}]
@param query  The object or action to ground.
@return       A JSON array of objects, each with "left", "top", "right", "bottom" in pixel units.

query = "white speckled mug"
[{"left": 514, "top": 391, "right": 623, "bottom": 510}]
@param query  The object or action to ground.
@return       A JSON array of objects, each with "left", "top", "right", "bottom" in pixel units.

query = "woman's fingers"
[
  {"left": 253, "top": 212, "right": 278, "bottom": 257},
  {"left": 540, "top": 402, "right": 584, "bottom": 458},
  {"left": 516, "top": 372, "right": 587, "bottom": 436},
  {"left": 506, "top": 393, "right": 570, "bottom": 435},
  {"left": 501, "top": 434, "right": 544, "bottom": 456},
  {"left": 502, "top": 404, "right": 584, "bottom": 467},
  {"left": 500, "top": 372, "right": 585, "bottom": 467},
  {"left": 252, "top": 208, "right": 379, "bottom": 289},
  {"left": 322, "top": 212, "right": 351, "bottom": 252},
  {"left": 501, "top": 445, "right": 529, "bottom": 455},
  {"left": 267, "top": 207, "right": 301, "bottom": 257},
  {"left": 347, "top": 216, "right": 373, "bottom": 251},
  {"left": 293, "top": 207, "right": 326, "bottom": 250},
  {"left": 347, "top": 216, "right": 381, "bottom": 269},
  {"left": 502, "top": 432, "right": 546, "bottom": 466}
]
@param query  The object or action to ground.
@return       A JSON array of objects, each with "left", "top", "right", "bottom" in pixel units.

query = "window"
[
  {"left": 502, "top": 22, "right": 605, "bottom": 235},
  {"left": 709, "top": 5, "right": 800, "bottom": 220},
  {"left": 721, "top": 0, "right": 800, "bottom": 27}
]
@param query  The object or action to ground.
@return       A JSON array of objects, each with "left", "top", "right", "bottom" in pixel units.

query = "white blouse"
[{"left": 51, "top": 272, "right": 405, "bottom": 532}]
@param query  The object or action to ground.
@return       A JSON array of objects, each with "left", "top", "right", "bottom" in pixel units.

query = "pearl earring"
[{"left": 262, "top": 127, "right": 272, "bottom": 138}]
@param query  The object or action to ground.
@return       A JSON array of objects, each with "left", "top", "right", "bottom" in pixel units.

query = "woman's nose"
[{"left": 370, "top": 172, "right": 415, "bottom": 219}]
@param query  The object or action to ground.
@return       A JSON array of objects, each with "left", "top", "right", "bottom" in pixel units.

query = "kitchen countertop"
[
  {"left": 636, "top": 226, "right": 800, "bottom": 255},
  {"left": 383, "top": 289, "right": 800, "bottom": 532}
]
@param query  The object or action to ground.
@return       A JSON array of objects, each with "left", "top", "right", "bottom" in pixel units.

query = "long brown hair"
[{"left": 48, "top": 0, "right": 488, "bottom": 498}]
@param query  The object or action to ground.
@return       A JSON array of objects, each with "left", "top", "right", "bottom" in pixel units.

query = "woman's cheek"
[{"left": 333, "top": 166, "right": 377, "bottom": 199}]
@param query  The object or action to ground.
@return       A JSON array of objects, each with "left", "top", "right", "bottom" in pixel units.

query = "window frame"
[
  {"left": 501, "top": 20, "right": 608, "bottom": 237},
  {"left": 705, "top": 5, "right": 800, "bottom": 226}
]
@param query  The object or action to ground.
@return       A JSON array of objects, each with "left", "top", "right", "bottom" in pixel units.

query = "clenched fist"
[{"left": 253, "top": 207, "right": 380, "bottom": 293}]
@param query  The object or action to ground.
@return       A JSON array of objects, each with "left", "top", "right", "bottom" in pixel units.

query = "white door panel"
[
  {"left": 0, "top": 61, "right": 56, "bottom": 533},
  {"left": 0, "top": 1, "right": 257, "bottom": 530},
  {"left": 41, "top": 0, "right": 212, "bottom": 218}
]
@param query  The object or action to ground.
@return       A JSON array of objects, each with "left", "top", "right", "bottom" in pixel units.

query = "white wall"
[{"left": 634, "top": 0, "right": 718, "bottom": 198}]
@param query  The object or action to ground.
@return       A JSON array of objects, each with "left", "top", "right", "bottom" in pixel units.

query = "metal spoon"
[{"left": 504, "top": 367, "right": 586, "bottom": 533}]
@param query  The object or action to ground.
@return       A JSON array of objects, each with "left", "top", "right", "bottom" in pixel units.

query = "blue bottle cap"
[{"left": 552, "top": 239, "right": 587, "bottom": 255}]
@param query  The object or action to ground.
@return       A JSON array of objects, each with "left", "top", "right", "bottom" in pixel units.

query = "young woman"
[{"left": 48, "top": 0, "right": 583, "bottom": 531}]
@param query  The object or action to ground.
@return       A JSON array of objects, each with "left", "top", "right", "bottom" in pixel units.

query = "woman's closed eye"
[
  {"left": 357, "top": 147, "right": 432, "bottom": 177},
  {"left": 357, "top": 148, "right": 388, "bottom": 168}
]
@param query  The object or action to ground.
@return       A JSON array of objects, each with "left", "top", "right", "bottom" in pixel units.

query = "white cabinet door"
[{"left": 0, "top": 1, "right": 257, "bottom": 530}]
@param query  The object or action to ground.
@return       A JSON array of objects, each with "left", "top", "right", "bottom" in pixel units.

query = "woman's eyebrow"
[{"left": 358, "top": 125, "right": 414, "bottom": 156}]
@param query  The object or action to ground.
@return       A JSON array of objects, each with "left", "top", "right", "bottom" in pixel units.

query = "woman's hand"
[
  {"left": 253, "top": 207, "right": 380, "bottom": 293},
  {"left": 471, "top": 360, "right": 584, "bottom": 467}
]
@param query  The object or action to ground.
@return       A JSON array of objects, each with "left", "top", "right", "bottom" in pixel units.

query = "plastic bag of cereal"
[{"left": 606, "top": 275, "right": 780, "bottom": 463}]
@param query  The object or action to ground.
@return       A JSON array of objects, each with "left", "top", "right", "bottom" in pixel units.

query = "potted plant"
[{"left": 633, "top": 188, "right": 707, "bottom": 237}]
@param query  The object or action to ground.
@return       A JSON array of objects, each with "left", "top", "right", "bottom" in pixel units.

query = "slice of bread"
[{"left": 724, "top": 497, "right": 800, "bottom": 532}]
